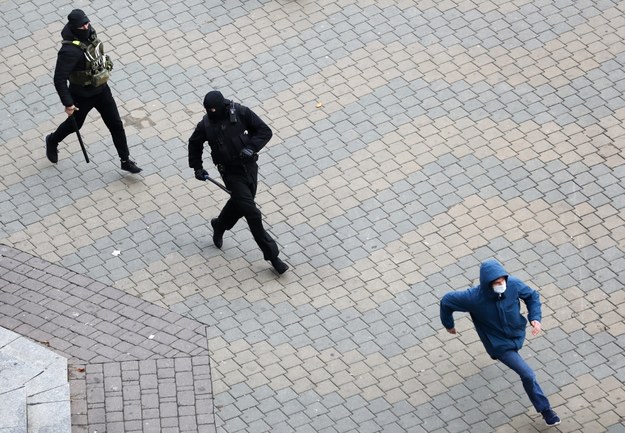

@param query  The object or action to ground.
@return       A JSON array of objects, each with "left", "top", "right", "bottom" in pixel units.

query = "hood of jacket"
[{"left": 479, "top": 259, "right": 508, "bottom": 295}]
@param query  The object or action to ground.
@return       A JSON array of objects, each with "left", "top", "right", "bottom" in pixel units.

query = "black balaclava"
[
  {"left": 204, "top": 90, "right": 229, "bottom": 122},
  {"left": 68, "top": 9, "right": 91, "bottom": 40}
]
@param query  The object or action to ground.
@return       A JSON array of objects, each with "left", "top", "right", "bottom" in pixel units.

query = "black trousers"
[
  {"left": 50, "top": 85, "right": 130, "bottom": 160},
  {"left": 217, "top": 163, "right": 279, "bottom": 261}
]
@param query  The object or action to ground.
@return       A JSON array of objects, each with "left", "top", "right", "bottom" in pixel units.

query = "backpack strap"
[
  {"left": 228, "top": 102, "right": 238, "bottom": 124},
  {"left": 62, "top": 40, "right": 88, "bottom": 50}
]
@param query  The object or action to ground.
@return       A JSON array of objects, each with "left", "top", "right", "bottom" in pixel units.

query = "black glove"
[
  {"left": 240, "top": 147, "right": 258, "bottom": 161},
  {"left": 194, "top": 168, "right": 208, "bottom": 181}
]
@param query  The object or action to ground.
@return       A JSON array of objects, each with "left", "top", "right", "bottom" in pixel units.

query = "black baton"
[
  {"left": 70, "top": 115, "right": 90, "bottom": 163},
  {"left": 204, "top": 175, "right": 231, "bottom": 195}
]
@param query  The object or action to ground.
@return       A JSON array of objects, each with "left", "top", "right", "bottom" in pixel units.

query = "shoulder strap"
[
  {"left": 228, "top": 102, "right": 238, "bottom": 124},
  {"left": 62, "top": 40, "right": 88, "bottom": 50}
]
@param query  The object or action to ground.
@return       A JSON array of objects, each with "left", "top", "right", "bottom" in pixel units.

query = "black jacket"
[
  {"left": 54, "top": 24, "right": 107, "bottom": 107},
  {"left": 188, "top": 102, "right": 272, "bottom": 170}
]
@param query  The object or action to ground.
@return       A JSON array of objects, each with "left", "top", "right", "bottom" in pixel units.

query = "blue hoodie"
[{"left": 440, "top": 259, "right": 541, "bottom": 359}]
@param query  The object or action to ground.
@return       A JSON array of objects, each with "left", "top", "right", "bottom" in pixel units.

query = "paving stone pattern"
[
  {"left": 1, "top": 0, "right": 625, "bottom": 432},
  {"left": 0, "top": 245, "right": 215, "bottom": 433}
]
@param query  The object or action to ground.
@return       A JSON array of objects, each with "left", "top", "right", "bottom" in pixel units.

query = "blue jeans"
[{"left": 497, "top": 350, "right": 550, "bottom": 413}]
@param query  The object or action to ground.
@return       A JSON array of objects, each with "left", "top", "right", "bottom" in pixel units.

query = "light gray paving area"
[{"left": 1, "top": 0, "right": 625, "bottom": 432}]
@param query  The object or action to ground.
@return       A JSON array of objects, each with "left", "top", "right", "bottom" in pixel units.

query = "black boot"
[
  {"left": 121, "top": 159, "right": 142, "bottom": 173},
  {"left": 211, "top": 218, "right": 224, "bottom": 249},
  {"left": 46, "top": 134, "right": 58, "bottom": 163},
  {"left": 271, "top": 257, "right": 289, "bottom": 274}
]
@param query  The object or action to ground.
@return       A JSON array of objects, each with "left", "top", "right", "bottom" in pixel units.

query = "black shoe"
[
  {"left": 46, "top": 134, "right": 58, "bottom": 163},
  {"left": 271, "top": 257, "right": 289, "bottom": 274},
  {"left": 121, "top": 159, "right": 142, "bottom": 173},
  {"left": 541, "top": 409, "right": 561, "bottom": 426},
  {"left": 211, "top": 218, "right": 224, "bottom": 249}
]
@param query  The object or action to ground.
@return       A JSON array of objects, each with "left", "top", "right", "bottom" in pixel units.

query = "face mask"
[
  {"left": 493, "top": 281, "right": 507, "bottom": 294},
  {"left": 207, "top": 107, "right": 228, "bottom": 122},
  {"left": 72, "top": 25, "right": 91, "bottom": 41}
]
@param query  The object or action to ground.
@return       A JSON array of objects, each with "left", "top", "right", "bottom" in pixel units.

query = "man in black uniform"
[
  {"left": 46, "top": 9, "right": 141, "bottom": 173},
  {"left": 188, "top": 90, "right": 289, "bottom": 274}
]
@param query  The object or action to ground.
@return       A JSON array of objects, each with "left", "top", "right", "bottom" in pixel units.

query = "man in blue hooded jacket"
[{"left": 440, "top": 259, "right": 561, "bottom": 426}]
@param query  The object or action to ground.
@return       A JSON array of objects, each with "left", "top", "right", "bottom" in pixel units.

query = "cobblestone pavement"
[{"left": 1, "top": 0, "right": 625, "bottom": 432}]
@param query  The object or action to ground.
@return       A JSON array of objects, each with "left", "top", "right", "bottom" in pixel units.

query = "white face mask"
[{"left": 493, "top": 281, "right": 507, "bottom": 294}]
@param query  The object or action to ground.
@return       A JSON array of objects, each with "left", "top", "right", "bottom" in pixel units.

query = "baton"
[
  {"left": 70, "top": 114, "right": 90, "bottom": 163},
  {"left": 204, "top": 175, "right": 231, "bottom": 195}
]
